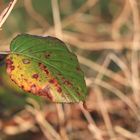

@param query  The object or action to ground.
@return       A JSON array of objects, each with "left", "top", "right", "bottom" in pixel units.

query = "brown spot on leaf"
[
  {"left": 39, "top": 85, "right": 53, "bottom": 100},
  {"left": 57, "top": 87, "right": 62, "bottom": 93},
  {"left": 44, "top": 52, "right": 51, "bottom": 59},
  {"left": 63, "top": 79, "right": 73, "bottom": 87},
  {"left": 49, "top": 78, "right": 62, "bottom": 93},
  {"left": 11, "top": 66, "right": 15, "bottom": 71},
  {"left": 49, "top": 79, "right": 57, "bottom": 84},
  {"left": 10, "top": 78, "right": 17, "bottom": 85},
  {"left": 22, "top": 59, "right": 30, "bottom": 64},
  {"left": 23, "top": 78, "right": 28, "bottom": 82},
  {"left": 32, "top": 74, "right": 39, "bottom": 79},
  {"left": 6, "top": 58, "right": 14, "bottom": 74},
  {"left": 58, "top": 73, "right": 62, "bottom": 76},
  {"left": 30, "top": 84, "right": 37, "bottom": 93},
  {"left": 77, "top": 92, "right": 81, "bottom": 96},
  {"left": 6, "top": 58, "right": 13, "bottom": 65},
  {"left": 39, "top": 63, "right": 49, "bottom": 75},
  {"left": 76, "top": 66, "right": 81, "bottom": 71}
]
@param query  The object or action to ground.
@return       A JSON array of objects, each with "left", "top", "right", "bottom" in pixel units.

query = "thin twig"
[
  {"left": 91, "top": 78, "right": 139, "bottom": 120},
  {"left": 95, "top": 86, "right": 116, "bottom": 140},
  {"left": 26, "top": 106, "right": 61, "bottom": 140},
  {"left": 95, "top": 53, "right": 131, "bottom": 86},
  {"left": 0, "top": 0, "right": 18, "bottom": 28},
  {"left": 51, "top": 0, "right": 63, "bottom": 39},
  {"left": 26, "top": 98, "right": 61, "bottom": 140},
  {"left": 63, "top": 32, "right": 137, "bottom": 51},
  {"left": 79, "top": 102, "right": 104, "bottom": 140},
  {"left": 77, "top": 55, "right": 129, "bottom": 87},
  {"left": 129, "top": 0, "right": 140, "bottom": 106},
  {"left": 115, "top": 126, "right": 140, "bottom": 140},
  {"left": 62, "top": 0, "right": 98, "bottom": 28},
  {"left": 112, "top": 0, "right": 130, "bottom": 40}
]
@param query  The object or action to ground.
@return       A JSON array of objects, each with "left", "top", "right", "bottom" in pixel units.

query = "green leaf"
[{"left": 6, "top": 34, "right": 87, "bottom": 103}]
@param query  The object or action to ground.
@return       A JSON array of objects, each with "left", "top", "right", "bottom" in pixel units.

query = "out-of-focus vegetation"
[{"left": 0, "top": 0, "right": 140, "bottom": 140}]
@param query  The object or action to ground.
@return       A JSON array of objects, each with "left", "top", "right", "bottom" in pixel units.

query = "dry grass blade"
[
  {"left": 56, "top": 104, "right": 69, "bottom": 140},
  {"left": 77, "top": 55, "right": 129, "bottom": 87},
  {"left": 62, "top": 0, "right": 98, "bottom": 27},
  {"left": 0, "top": 0, "right": 18, "bottom": 29},
  {"left": 63, "top": 32, "right": 137, "bottom": 51},
  {"left": 129, "top": 0, "right": 140, "bottom": 107},
  {"left": 95, "top": 86, "right": 116, "bottom": 140},
  {"left": 91, "top": 78, "right": 139, "bottom": 120},
  {"left": 26, "top": 98, "right": 61, "bottom": 140},
  {"left": 95, "top": 52, "right": 130, "bottom": 81},
  {"left": 115, "top": 126, "right": 140, "bottom": 140},
  {"left": 79, "top": 102, "right": 104, "bottom": 140},
  {"left": 112, "top": 0, "right": 131, "bottom": 40},
  {"left": 51, "top": 0, "right": 63, "bottom": 39}
]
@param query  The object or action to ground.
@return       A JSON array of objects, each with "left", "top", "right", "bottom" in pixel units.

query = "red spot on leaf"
[
  {"left": 39, "top": 85, "right": 53, "bottom": 101},
  {"left": 77, "top": 92, "right": 81, "bottom": 96},
  {"left": 6, "top": 58, "right": 13, "bottom": 65},
  {"left": 32, "top": 74, "right": 39, "bottom": 79},
  {"left": 49, "top": 78, "right": 62, "bottom": 93},
  {"left": 57, "top": 87, "right": 62, "bottom": 93},
  {"left": 62, "top": 79, "right": 73, "bottom": 87},
  {"left": 39, "top": 63, "right": 49, "bottom": 75},
  {"left": 30, "top": 84, "right": 37, "bottom": 93},
  {"left": 11, "top": 66, "right": 15, "bottom": 70},
  {"left": 6, "top": 58, "right": 14, "bottom": 73},
  {"left": 49, "top": 79, "right": 56, "bottom": 84}
]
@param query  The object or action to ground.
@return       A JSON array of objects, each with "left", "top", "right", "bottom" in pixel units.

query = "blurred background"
[{"left": 0, "top": 0, "right": 140, "bottom": 140}]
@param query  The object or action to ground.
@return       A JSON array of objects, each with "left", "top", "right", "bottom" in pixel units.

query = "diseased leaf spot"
[
  {"left": 11, "top": 66, "right": 15, "bottom": 70},
  {"left": 22, "top": 59, "right": 30, "bottom": 64},
  {"left": 49, "top": 79, "right": 56, "bottom": 84},
  {"left": 32, "top": 73, "right": 39, "bottom": 79},
  {"left": 49, "top": 78, "right": 62, "bottom": 93},
  {"left": 76, "top": 66, "right": 82, "bottom": 72},
  {"left": 44, "top": 52, "right": 51, "bottom": 59},
  {"left": 39, "top": 63, "right": 49, "bottom": 75},
  {"left": 6, "top": 58, "right": 13, "bottom": 65},
  {"left": 30, "top": 84, "right": 37, "bottom": 93},
  {"left": 40, "top": 85, "right": 53, "bottom": 100},
  {"left": 57, "top": 87, "right": 62, "bottom": 93},
  {"left": 62, "top": 78, "right": 73, "bottom": 87},
  {"left": 10, "top": 77, "right": 17, "bottom": 85},
  {"left": 77, "top": 92, "right": 81, "bottom": 96},
  {"left": 6, "top": 58, "right": 15, "bottom": 73}
]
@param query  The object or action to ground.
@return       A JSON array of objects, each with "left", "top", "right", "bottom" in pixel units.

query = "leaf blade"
[{"left": 7, "top": 34, "right": 87, "bottom": 103}]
